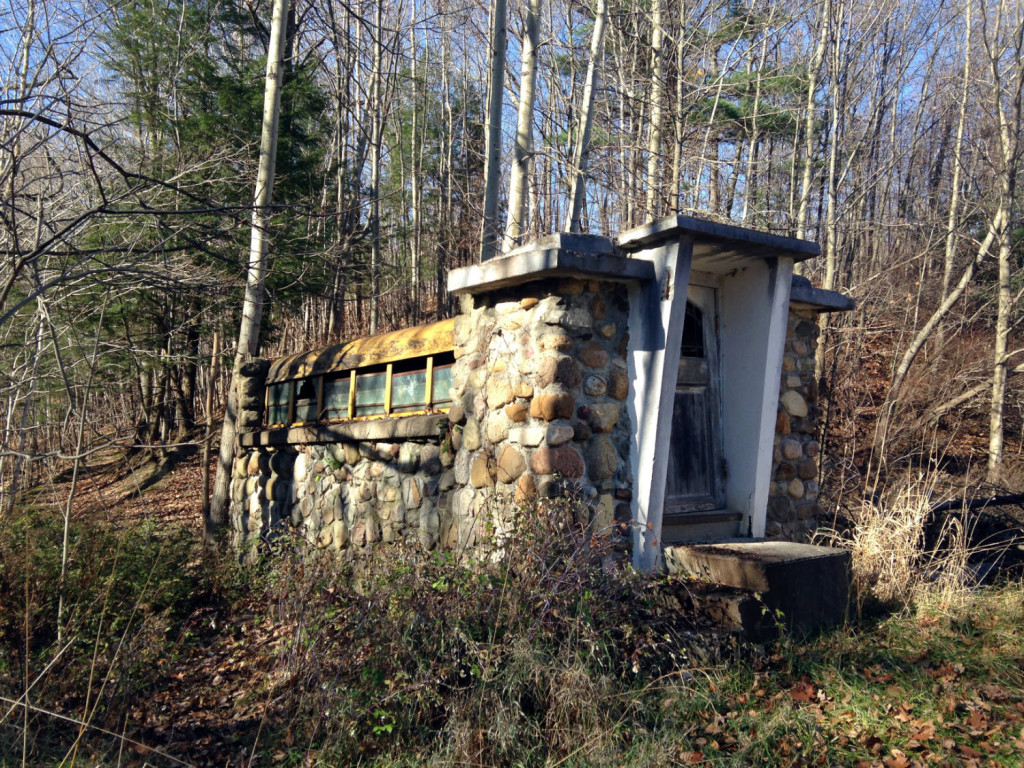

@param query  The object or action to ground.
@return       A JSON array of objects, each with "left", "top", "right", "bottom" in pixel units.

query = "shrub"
[{"left": 259, "top": 492, "right": 705, "bottom": 765}]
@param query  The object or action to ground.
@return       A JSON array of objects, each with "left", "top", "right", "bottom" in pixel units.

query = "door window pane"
[{"left": 680, "top": 301, "right": 705, "bottom": 358}]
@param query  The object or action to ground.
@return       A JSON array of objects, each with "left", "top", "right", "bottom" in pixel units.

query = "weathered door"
[{"left": 664, "top": 284, "right": 724, "bottom": 515}]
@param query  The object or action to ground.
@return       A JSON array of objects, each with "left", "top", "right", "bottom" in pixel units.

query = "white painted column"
[
  {"left": 718, "top": 257, "right": 794, "bottom": 538},
  {"left": 626, "top": 238, "right": 693, "bottom": 571}
]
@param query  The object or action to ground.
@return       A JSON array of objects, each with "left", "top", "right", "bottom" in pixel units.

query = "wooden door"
[{"left": 664, "top": 284, "right": 724, "bottom": 515}]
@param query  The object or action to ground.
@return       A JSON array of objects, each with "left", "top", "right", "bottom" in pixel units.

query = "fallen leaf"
[
  {"left": 968, "top": 709, "right": 987, "bottom": 731},
  {"left": 790, "top": 680, "right": 819, "bottom": 704},
  {"left": 910, "top": 721, "right": 936, "bottom": 740}
]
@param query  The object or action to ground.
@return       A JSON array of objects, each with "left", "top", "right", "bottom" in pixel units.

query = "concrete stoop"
[{"left": 664, "top": 540, "right": 852, "bottom": 638}]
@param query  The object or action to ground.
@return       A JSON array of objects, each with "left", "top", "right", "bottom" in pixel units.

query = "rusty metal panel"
[{"left": 266, "top": 317, "right": 455, "bottom": 383}]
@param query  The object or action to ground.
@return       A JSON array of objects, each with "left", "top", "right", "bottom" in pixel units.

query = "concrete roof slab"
[
  {"left": 618, "top": 215, "right": 820, "bottom": 267},
  {"left": 448, "top": 233, "right": 654, "bottom": 295},
  {"left": 790, "top": 276, "right": 855, "bottom": 312}
]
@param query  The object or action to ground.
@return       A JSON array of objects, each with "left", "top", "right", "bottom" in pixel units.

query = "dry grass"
[{"left": 817, "top": 474, "right": 994, "bottom": 611}]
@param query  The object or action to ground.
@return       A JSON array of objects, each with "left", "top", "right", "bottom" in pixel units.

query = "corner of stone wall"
[
  {"left": 236, "top": 359, "right": 270, "bottom": 433},
  {"left": 228, "top": 359, "right": 269, "bottom": 551},
  {"left": 767, "top": 308, "right": 821, "bottom": 540},
  {"left": 444, "top": 277, "right": 635, "bottom": 556}
]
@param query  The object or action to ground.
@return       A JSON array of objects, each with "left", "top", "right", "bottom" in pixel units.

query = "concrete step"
[{"left": 664, "top": 540, "right": 852, "bottom": 636}]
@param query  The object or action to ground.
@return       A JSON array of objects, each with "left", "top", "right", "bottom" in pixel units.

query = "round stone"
[
  {"left": 537, "top": 355, "right": 582, "bottom": 389},
  {"left": 293, "top": 453, "right": 308, "bottom": 483},
  {"left": 470, "top": 453, "right": 495, "bottom": 488},
  {"left": 485, "top": 413, "right": 510, "bottom": 444},
  {"left": 496, "top": 445, "right": 526, "bottom": 483},
  {"left": 584, "top": 403, "right": 620, "bottom": 433},
  {"left": 776, "top": 410, "right": 791, "bottom": 435},
  {"left": 514, "top": 382, "right": 534, "bottom": 398},
  {"left": 505, "top": 402, "right": 529, "bottom": 422},
  {"left": 546, "top": 425, "right": 574, "bottom": 446},
  {"left": 332, "top": 520, "right": 349, "bottom": 549},
  {"left": 530, "top": 393, "right": 575, "bottom": 421},
  {"left": 558, "top": 278, "right": 585, "bottom": 295},
  {"left": 530, "top": 446, "right": 584, "bottom": 479},
  {"left": 780, "top": 438, "right": 803, "bottom": 461},
  {"left": 608, "top": 371, "right": 629, "bottom": 400},
  {"left": 775, "top": 462, "right": 797, "bottom": 481},
  {"left": 515, "top": 474, "right": 537, "bottom": 504},
  {"left": 780, "top": 390, "right": 809, "bottom": 418},
  {"left": 462, "top": 418, "right": 481, "bottom": 451},
  {"left": 486, "top": 376, "right": 514, "bottom": 409},
  {"left": 538, "top": 333, "right": 573, "bottom": 352},
  {"left": 447, "top": 404, "right": 465, "bottom": 424},
  {"left": 798, "top": 459, "right": 817, "bottom": 480},
  {"left": 586, "top": 436, "right": 619, "bottom": 481},
  {"left": 579, "top": 343, "right": 609, "bottom": 369},
  {"left": 510, "top": 426, "right": 546, "bottom": 446},
  {"left": 584, "top": 375, "right": 607, "bottom": 397},
  {"left": 269, "top": 451, "right": 293, "bottom": 478}
]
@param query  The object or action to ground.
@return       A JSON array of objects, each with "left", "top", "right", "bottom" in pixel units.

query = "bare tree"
[
  {"left": 480, "top": 0, "right": 507, "bottom": 261},
  {"left": 210, "top": 0, "right": 290, "bottom": 535},
  {"left": 504, "top": 0, "right": 542, "bottom": 250},
  {"left": 565, "top": 0, "right": 608, "bottom": 233},
  {"left": 980, "top": 0, "right": 1024, "bottom": 480}
]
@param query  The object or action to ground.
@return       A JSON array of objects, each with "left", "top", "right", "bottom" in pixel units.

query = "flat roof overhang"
[
  {"left": 447, "top": 233, "right": 655, "bottom": 296},
  {"left": 618, "top": 215, "right": 820, "bottom": 273}
]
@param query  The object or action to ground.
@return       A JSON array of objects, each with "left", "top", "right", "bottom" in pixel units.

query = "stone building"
[{"left": 229, "top": 216, "right": 852, "bottom": 571}]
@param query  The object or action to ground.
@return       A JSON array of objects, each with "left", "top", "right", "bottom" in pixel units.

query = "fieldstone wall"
[
  {"left": 767, "top": 307, "right": 821, "bottom": 539},
  {"left": 444, "top": 277, "right": 635, "bottom": 552},
  {"left": 229, "top": 437, "right": 447, "bottom": 552},
  {"left": 227, "top": 276, "right": 636, "bottom": 557}
]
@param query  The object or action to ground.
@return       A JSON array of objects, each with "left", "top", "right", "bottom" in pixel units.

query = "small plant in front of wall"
[{"left": 439, "top": 418, "right": 455, "bottom": 458}]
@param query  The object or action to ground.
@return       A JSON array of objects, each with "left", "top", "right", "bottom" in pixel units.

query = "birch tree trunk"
[
  {"left": 984, "top": 0, "right": 1024, "bottom": 480},
  {"left": 795, "top": 5, "right": 829, "bottom": 241},
  {"left": 480, "top": 0, "right": 507, "bottom": 261},
  {"left": 369, "top": 0, "right": 384, "bottom": 335},
  {"left": 503, "top": 0, "right": 541, "bottom": 250},
  {"left": 942, "top": 7, "right": 971, "bottom": 305},
  {"left": 644, "top": 0, "right": 664, "bottom": 219},
  {"left": 409, "top": 2, "right": 422, "bottom": 321},
  {"left": 565, "top": 0, "right": 608, "bottom": 233},
  {"left": 209, "top": 0, "right": 289, "bottom": 533}
]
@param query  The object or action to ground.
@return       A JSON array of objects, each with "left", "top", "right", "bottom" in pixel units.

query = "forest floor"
[{"left": 1, "top": 452, "right": 1023, "bottom": 767}]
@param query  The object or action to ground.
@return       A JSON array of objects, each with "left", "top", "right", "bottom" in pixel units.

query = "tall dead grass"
[{"left": 818, "top": 474, "right": 985, "bottom": 611}]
